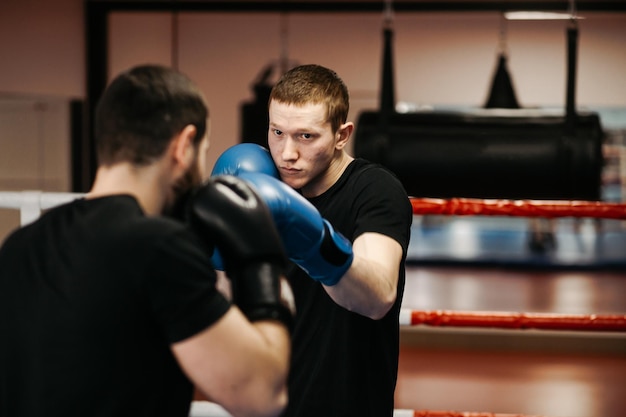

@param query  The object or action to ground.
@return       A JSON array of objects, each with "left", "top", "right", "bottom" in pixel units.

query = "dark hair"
[
  {"left": 95, "top": 64, "right": 208, "bottom": 166},
  {"left": 269, "top": 64, "right": 349, "bottom": 133}
]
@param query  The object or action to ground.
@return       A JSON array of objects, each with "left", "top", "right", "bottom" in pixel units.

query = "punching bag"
[
  {"left": 354, "top": 19, "right": 604, "bottom": 201},
  {"left": 240, "top": 64, "right": 274, "bottom": 147}
]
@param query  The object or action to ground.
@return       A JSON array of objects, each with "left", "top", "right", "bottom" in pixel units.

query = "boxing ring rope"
[
  {"left": 395, "top": 411, "right": 542, "bottom": 417},
  {"left": 2, "top": 191, "right": 626, "bottom": 333},
  {"left": 0, "top": 191, "right": 84, "bottom": 226},
  {"left": 399, "top": 309, "right": 626, "bottom": 332},
  {"left": 409, "top": 197, "right": 626, "bottom": 219},
  {"left": 404, "top": 197, "right": 626, "bottom": 333},
  {"left": 3, "top": 192, "right": 626, "bottom": 224}
]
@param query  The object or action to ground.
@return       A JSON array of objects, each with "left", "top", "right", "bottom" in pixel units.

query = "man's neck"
[
  {"left": 302, "top": 151, "right": 353, "bottom": 198},
  {"left": 87, "top": 162, "right": 166, "bottom": 216}
]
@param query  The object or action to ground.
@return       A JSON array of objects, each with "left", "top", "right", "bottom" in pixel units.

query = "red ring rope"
[
  {"left": 403, "top": 309, "right": 626, "bottom": 332},
  {"left": 407, "top": 411, "right": 542, "bottom": 417},
  {"left": 409, "top": 412, "right": 541, "bottom": 417},
  {"left": 410, "top": 197, "right": 626, "bottom": 219}
]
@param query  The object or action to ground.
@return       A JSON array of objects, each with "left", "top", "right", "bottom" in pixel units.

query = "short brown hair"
[{"left": 269, "top": 64, "right": 349, "bottom": 133}]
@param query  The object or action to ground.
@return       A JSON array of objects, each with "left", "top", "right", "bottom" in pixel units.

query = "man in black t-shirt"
[
  {"left": 211, "top": 65, "right": 413, "bottom": 417},
  {"left": 0, "top": 65, "right": 294, "bottom": 417}
]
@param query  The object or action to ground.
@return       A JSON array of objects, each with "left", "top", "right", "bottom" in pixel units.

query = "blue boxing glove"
[
  {"left": 211, "top": 143, "right": 279, "bottom": 178},
  {"left": 238, "top": 172, "right": 353, "bottom": 286},
  {"left": 209, "top": 143, "right": 280, "bottom": 270}
]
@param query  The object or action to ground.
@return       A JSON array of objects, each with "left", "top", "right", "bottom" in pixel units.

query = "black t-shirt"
[
  {"left": 283, "top": 159, "right": 413, "bottom": 417},
  {"left": 0, "top": 195, "right": 230, "bottom": 417}
]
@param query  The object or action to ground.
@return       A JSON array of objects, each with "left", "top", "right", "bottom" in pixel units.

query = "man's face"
[
  {"left": 165, "top": 129, "right": 210, "bottom": 217},
  {"left": 267, "top": 100, "right": 338, "bottom": 197}
]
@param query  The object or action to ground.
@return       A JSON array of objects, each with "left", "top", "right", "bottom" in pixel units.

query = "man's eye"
[
  {"left": 273, "top": 129, "right": 283, "bottom": 136},
  {"left": 301, "top": 133, "right": 312, "bottom": 139}
]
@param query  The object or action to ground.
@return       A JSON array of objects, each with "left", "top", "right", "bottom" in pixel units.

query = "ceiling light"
[{"left": 504, "top": 11, "right": 585, "bottom": 20}]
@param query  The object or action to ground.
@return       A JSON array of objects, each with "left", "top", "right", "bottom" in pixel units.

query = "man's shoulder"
[
  {"left": 350, "top": 158, "right": 398, "bottom": 179},
  {"left": 49, "top": 195, "right": 188, "bottom": 243},
  {"left": 350, "top": 159, "right": 406, "bottom": 193}
]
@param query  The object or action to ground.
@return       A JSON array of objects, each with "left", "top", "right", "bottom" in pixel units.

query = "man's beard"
[{"left": 164, "top": 161, "right": 203, "bottom": 220}]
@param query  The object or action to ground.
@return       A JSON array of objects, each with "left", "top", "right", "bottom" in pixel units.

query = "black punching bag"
[
  {"left": 354, "top": 18, "right": 604, "bottom": 201},
  {"left": 240, "top": 64, "right": 273, "bottom": 147}
]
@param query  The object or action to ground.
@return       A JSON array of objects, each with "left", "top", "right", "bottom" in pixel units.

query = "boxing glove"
[
  {"left": 211, "top": 143, "right": 279, "bottom": 178},
  {"left": 238, "top": 172, "right": 353, "bottom": 287},
  {"left": 208, "top": 143, "right": 280, "bottom": 270},
  {"left": 187, "top": 175, "right": 294, "bottom": 329}
]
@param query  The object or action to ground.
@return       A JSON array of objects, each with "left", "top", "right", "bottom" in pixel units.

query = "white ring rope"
[
  {"left": 189, "top": 401, "right": 230, "bottom": 417},
  {"left": 0, "top": 191, "right": 84, "bottom": 225}
]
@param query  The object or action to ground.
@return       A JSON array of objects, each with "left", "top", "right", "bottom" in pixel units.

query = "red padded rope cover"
[
  {"left": 411, "top": 412, "right": 542, "bottom": 417},
  {"left": 409, "top": 310, "right": 626, "bottom": 332},
  {"left": 410, "top": 198, "right": 626, "bottom": 219}
]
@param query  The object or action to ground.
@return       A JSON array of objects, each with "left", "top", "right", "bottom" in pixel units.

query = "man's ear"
[
  {"left": 171, "top": 124, "right": 197, "bottom": 169},
  {"left": 335, "top": 122, "right": 354, "bottom": 150}
]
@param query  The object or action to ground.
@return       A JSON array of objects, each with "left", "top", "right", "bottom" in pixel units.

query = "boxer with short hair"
[
  {"left": 0, "top": 65, "right": 293, "bottom": 417},
  {"left": 213, "top": 64, "right": 413, "bottom": 417}
]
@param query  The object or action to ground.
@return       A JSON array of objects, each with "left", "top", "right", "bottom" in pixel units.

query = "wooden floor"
[
  {"left": 396, "top": 342, "right": 626, "bottom": 417},
  {"left": 397, "top": 215, "right": 626, "bottom": 417}
]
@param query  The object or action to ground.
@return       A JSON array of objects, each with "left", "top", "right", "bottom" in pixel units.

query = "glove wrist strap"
[{"left": 231, "top": 262, "right": 295, "bottom": 332}]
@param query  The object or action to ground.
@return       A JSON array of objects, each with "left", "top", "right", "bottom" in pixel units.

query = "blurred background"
[{"left": 1, "top": 1, "right": 625, "bottom": 416}]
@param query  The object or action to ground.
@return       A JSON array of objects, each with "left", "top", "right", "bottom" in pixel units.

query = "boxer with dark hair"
[{"left": 0, "top": 64, "right": 293, "bottom": 417}]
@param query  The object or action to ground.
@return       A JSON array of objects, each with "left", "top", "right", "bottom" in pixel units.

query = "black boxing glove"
[{"left": 187, "top": 175, "right": 295, "bottom": 331}]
